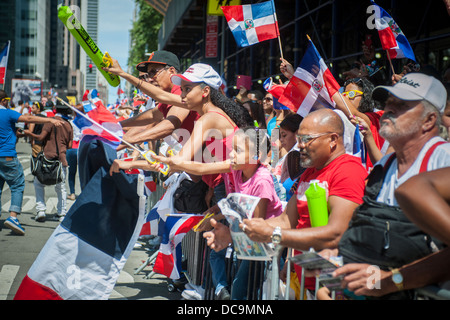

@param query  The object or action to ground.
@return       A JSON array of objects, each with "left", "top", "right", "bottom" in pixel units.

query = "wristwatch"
[
  {"left": 391, "top": 268, "right": 404, "bottom": 291},
  {"left": 271, "top": 226, "right": 282, "bottom": 245}
]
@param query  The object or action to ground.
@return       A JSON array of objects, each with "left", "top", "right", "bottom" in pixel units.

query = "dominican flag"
[
  {"left": 371, "top": 0, "right": 416, "bottom": 61},
  {"left": 278, "top": 38, "right": 340, "bottom": 117},
  {"left": 14, "top": 140, "right": 145, "bottom": 300},
  {"left": 140, "top": 200, "right": 162, "bottom": 237},
  {"left": 74, "top": 97, "right": 123, "bottom": 149},
  {"left": 152, "top": 215, "right": 204, "bottom": 280},
  {"left": 0, "top": 41, "right": 10, "bottom": 85},
  {"left": 222, "top": 0, "right": 279, "bottom": 48},
  {"left": 263, "top": 77, "right": 290, "bottom": 110}
]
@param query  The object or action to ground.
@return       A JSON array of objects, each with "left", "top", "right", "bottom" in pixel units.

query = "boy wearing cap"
[
  {"left": 0, "top": 90, "right": 64, "bottom": 235},
  {"left": 119, "top": 50, "right": 199, "bottom": 146}
]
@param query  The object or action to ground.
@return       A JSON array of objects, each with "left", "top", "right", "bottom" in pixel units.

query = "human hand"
[
  {"left": 102, "top": 58, "right": 125, "bottom": 77},
  {"left": 350, "top": 115, "right": 371, "bottom": 138},
  {"left": 203, "top": 218, "right": 232, "bottom": 252},
  {"left": 50, "top": 118, "right": 65, "bottom": 127},
  {"left": 240, "top": 218, "right": 273, "bottom": 243},
  {"left": 332, "top": 263, "right": 392, "bottom": 297},
  {"left": 280, "top": 58, "right": 295, "bottom": 79},
  {"left": 109, "top": 159, "right": 128, "bottom": 176}
]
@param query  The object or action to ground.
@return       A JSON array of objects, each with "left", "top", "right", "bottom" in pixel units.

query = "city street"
[{"left": 0, "top": 141, "right": 181, "bottom": 301}]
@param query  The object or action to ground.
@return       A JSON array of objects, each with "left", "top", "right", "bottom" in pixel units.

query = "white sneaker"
[
  {"left": 35, "top": 211, "right": 46, "bottom": 222},
  {"left": 181, "top": 289, "right": 204, "bottom": 300}
]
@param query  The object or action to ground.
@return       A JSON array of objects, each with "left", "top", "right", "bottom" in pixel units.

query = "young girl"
[{"left": 153, "top": 127, "right": 283, "bottom": 300}]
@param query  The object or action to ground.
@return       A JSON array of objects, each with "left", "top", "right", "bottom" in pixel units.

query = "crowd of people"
[
  {"left": 101, "top": 46, "right": 450, "bottom": 301},
  {"left": 1, "top": 40, "right": 450, "bottom": 301}
]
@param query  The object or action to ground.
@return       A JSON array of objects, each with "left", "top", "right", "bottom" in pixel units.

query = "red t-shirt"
[
  {"left": 293, "top": 153, "right": 368, "bottom": 290},
  {"left": 365, "top": 110, "right": 386, "bottom": 171},
  {"left": 157, "top": 85, "right": 199, "bottom": 134}
]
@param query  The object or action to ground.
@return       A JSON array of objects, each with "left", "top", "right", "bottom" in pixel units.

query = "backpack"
[{"left": 338, "top": 141, "right": 446, "bottom": 270}]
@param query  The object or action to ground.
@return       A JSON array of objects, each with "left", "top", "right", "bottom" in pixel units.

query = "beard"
[
  {"left": 379, "top": 112, "right": 422, "bottom": 141},
  {"left": 299, "top": 151, "right": 313, "bottom": 168}
]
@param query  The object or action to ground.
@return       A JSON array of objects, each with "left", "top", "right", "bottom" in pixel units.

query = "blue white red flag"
[
  {"left": 263, "top": 77, "right": 290, "bottom": 110},
  {"left": 370, "top": 1, "right": 416, "bottom": 61},
  {"left": 353, "top": 124, "right": 366, "bottom": 167},
  {"left": 140, "top": 200, "right": 162, "bottom": 237},
  {"left": 14, "top": 140, "right": 145, "bottom": 300},
  {"left": 278, "top": 38, "right": 340, "bottom": 117},
  {"left": 222, "top": 0, "right": 279, "bottom": 48},
  {"left": 152, "top": 215, "right": 204, "bottom": 279},
  {"left": 74, "top": 97, "right": 123, "bottom": 149},
  {"left": 0, "top": 41, "right": 10, "bottom": 85}
]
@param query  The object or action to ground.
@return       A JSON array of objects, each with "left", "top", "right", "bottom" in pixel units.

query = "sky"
[{"left": 97, "top": 0, "right": 135, "bottom": 104}]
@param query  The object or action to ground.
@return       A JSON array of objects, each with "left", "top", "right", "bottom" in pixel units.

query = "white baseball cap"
[
  {"left": 373, "top": 72, "right": 447, "bottom": 113},
  {"left": 171, "top": 63, "right": 222, "bottom": 90}
]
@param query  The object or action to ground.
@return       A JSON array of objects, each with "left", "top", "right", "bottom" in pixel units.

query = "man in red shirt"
[
  {"left": 240, "top": 108, "right": 368, "bottom": 289},
  {"left": 119, "top": 50, "right": 199, "bottom": 147}
]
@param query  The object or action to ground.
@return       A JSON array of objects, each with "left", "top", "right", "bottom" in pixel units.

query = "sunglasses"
[
  {"left": 296, "top": 132, "right": 335, "bottom": 146},
  {"left": 342, "top": 90, "right": 364, "bottom": 99}
]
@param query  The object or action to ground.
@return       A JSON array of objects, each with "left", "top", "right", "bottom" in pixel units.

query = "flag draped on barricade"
[
  {"left": 14, "top": 140, "right": 145, "bottom": 300},
  {"left": 152, "top": 214, "right": 204, "bottom": 280},
  {"left": 370, "top": 0, "right": 416, "bottom": 61},
  {"left": 222, "top": 0, "right": 279, "bottom": 48},
  {"left": 278, "top": 38, "right": 340, "bottom": 117}
]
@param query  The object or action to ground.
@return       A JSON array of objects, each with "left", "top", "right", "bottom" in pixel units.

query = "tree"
[{"left": 127, "top": 0, "right": 163, "bottom": 77}]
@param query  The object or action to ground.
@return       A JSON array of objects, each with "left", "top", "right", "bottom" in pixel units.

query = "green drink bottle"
[{"left": 305, "top": 180, "right": 328, "bottom": 227}]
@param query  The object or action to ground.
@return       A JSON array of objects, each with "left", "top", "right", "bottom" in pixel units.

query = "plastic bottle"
[{"left": 305, "top": 180, "right": 328, "bottom": 227}]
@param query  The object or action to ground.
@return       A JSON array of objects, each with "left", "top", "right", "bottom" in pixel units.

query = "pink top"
[{"left": 229, "top": 165, "right": 283, "bottom": 219}]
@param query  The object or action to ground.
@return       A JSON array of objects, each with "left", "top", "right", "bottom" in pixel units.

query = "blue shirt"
[{"left": 0, "top": 109, "right": 22, "bottom": 157}]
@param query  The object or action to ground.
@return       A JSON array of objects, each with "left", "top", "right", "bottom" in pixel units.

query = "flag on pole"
[
  {"left": 117, "top": 87, "right": 124, "bottom": 96},
  {"left": 353, "top": 124, "right": 366, "bottom": 167},
  {"left": 14, "top": 140, "right": 145, "bottom": 300},
  {"left": 73, "top": 97, "right": 123, "bottom": 149},
  {"left": 263, "top": 77, "right": 290, "bottom": 110},
  {"left": 370, "top": 0, "right": 416, "bottom": 61},
  {"left": 152, "top": 215, "right": 204, "bottom": 280},
  {"left": 139, "top": 200, "right": 162, "bottom": 237},
  {"left": 278, "top": 38, "right": 340, "bottom": 117},
  {"left": 222, "top": 0, "right": 279, "bottom": 48},
  {"left": 0, "top": 41, "right": 11, "bottom": 85}
]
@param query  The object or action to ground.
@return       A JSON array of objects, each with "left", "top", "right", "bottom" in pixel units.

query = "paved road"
[{"left": 0, "top": 141, "right": 182, "bottom": 300}]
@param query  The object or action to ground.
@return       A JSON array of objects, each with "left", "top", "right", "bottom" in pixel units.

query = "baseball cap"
[
  {"left": 170, "top": 63, "right": 222, "bottom": 90},
  {"left": 372, "top": 72, "right": 447, "bottom": 113},
  {"left": 136, "top": 50, "right": 180, "bottom": 73}
]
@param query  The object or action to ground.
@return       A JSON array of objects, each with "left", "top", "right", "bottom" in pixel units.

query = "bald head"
[{"left": 302, "top": 109, "right": 344, "bottom": 137}]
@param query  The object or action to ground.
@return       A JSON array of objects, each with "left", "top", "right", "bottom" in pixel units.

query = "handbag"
[
  {"left": 173, "top": 179, "right": 209, "bottom": 213},
  {"left": 30, "top": 126, "right": 64, "bottom": 186}
]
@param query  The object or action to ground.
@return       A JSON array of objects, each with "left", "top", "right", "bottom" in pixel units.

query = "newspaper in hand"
[{"left": 218, "top": 193, "right": 275, "bottom": 261}]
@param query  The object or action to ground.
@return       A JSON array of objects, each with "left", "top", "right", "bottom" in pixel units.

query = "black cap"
[{"left": 136, "top": 50, "right": 180, "bottom": 73}]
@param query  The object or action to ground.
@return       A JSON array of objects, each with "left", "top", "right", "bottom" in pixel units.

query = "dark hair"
[
  {"left": 207, "top": 85, "right": 254, "bottom": 128},
  {"left": 33, "top": 101, "right": 44, "bottom": 112},
  {"left": 243, "top": 101, "right": 267, "bottom": 129},
  {"left": 235, "top": 126, "right": 271, "bottom": 162},
  {"left": 344, "top": 77, "right": 376, "bottom": 113},
  {"left": 279, "top": 113, "right": 303, "bottom": 132},
  {"left": 248, "top": 90, "right": 264, "bottom": 101}
]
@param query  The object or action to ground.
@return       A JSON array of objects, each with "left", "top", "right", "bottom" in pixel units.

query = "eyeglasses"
[
  {"left": 139, "top": 74, "right": 150, "bottom": 81},
  {"left": 263, "top": 97, "right": 273, "bottom": 102},
  {"left": 296, "top": 132, "right": 335, "bottom": 146},
  {"left": 344, "top": 77, "right": 362, "bottom": 87},
  {"left": 342, "top": 90, "right": 364, "bottom": 99},
  {"left": 147, "top": 65, "right": 169, "bottom": 79}
]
